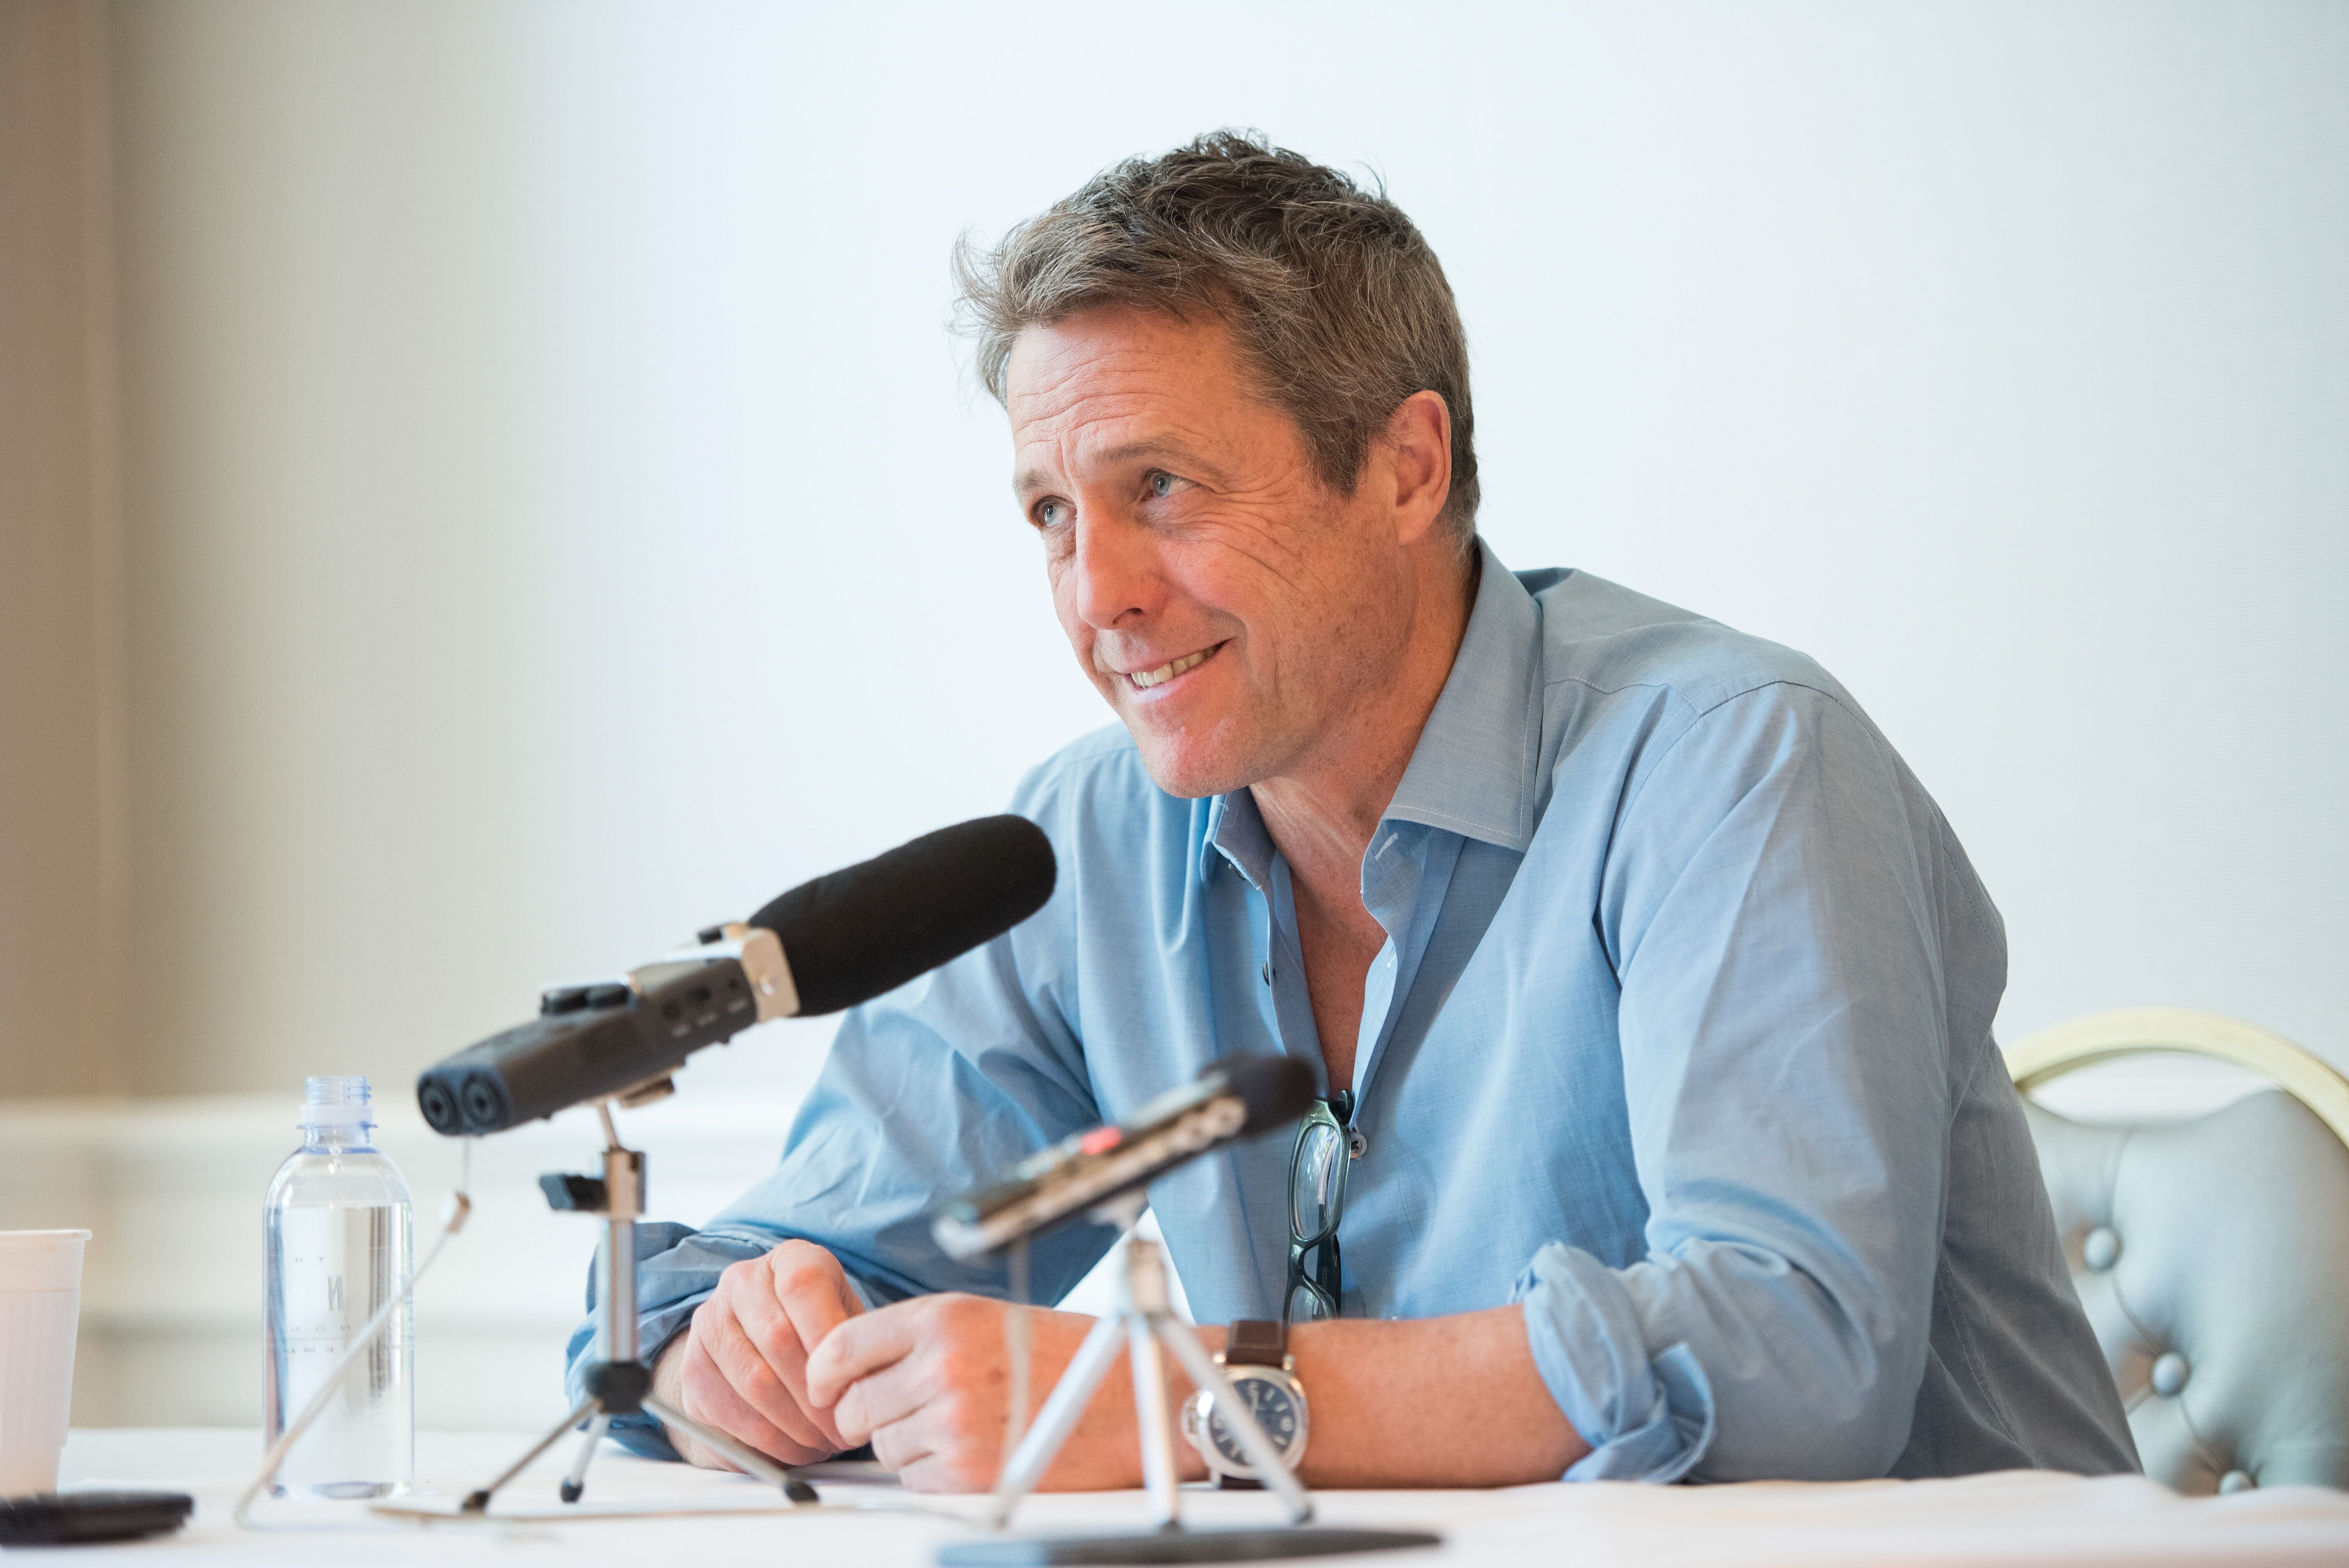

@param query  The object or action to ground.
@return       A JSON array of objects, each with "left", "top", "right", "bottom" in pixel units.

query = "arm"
[
  {"left": 564, "top": 804, "right": 1121, "bottom": 1463},
  {"left": 804, "top": 1294, "right": 1586, "bottom": 1491},
  {"left": 1519, "top": 681, "right": 1976, "bottom": 1481}
]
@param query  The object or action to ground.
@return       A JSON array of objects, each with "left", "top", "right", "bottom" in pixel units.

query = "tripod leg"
[
  {"left": 1127, "top": 1314, "right": 1180, "bottom": 1532},
  {"left": 986, "top": 1310, "right": 1130, "bottom": 1529},
  {"left": 462, "top": 1397, "right": 598, "bottom": 1513},
  {"left": 1155, "top": 1318, "right": 1316, "bottom": 1526},
  {"left": 559, "top": 1412, "right": 610, "bottom": 1503},
  {"left": 642, "top": 1391, "right": 820, "bottom": 1506}
]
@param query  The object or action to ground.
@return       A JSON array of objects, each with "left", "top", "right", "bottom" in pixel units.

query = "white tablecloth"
[{"left": 50, "top": 1428, "right": 2349, "bottom": 1566}]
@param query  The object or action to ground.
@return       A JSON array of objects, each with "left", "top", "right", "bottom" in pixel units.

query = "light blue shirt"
[{"left": 570, "top": 543, "right": 2138, "bottom": 1482}]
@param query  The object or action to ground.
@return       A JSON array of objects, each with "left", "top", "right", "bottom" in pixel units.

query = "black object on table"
[
  {"left": 0, "top": 1490, "right": 195, "bottom": 1547},
  {"left": 937, "top": 1525, "right": 1445, "bottom": 1565}
]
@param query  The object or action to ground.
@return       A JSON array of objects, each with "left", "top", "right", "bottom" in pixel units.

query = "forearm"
[{"left": 1169, "top": 1306, "right": 1587, "bottom": 1488}]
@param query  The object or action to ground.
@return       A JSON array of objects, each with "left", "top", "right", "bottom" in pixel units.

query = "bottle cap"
[{"left": 299, "top": 1075, "right": 375, "bottom": 1130}]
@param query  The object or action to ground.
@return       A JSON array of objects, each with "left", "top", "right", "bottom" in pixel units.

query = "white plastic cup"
[{"left": 0, "top": 1230, "right": 91, "bottom": 1497}]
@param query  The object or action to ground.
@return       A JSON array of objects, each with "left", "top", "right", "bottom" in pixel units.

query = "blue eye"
[
  {"left": 1148, "top": 472, "right": 1176, "bottom": 499},
  {"left": 1034, "top": 500, "right": 1066, "bottom": 527}
]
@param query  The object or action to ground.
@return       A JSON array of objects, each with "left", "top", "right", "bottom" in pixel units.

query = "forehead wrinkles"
[
  {"left": 1008, "top": 314, "right": 1247, "bottom": 474},
  {"left": 1012, "top": 385, "right": 1221, "bottom": 495}
]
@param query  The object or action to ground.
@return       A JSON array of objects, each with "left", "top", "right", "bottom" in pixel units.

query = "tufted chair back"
[{"left": 2008, "top": 1008, "right": 2349, "bottom": 1495}]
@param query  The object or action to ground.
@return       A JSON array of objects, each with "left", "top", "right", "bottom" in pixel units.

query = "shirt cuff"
[{"left": 1513, "top": 1241, "right": 1716, "bottom": 1482}]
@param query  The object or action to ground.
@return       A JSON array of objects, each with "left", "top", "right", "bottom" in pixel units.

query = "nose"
[{"left": 1066, "top": 512, "right": 1161, "bottom": 631}]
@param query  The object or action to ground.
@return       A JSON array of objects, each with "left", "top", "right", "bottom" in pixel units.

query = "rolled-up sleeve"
[
  {"left": 1523, "top": 681, "right": 1975, "bottom": 1482},
  {"left": 1514, "top": 1244, "right": 1716, "bottom": 1480}
]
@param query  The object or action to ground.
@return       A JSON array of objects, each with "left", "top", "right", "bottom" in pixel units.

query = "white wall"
[{"left": 66, "top": 3, "right": 2349, "bottom": 1098}]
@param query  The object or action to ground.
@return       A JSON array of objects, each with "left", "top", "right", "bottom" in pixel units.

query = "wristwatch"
[{"left": 1180, "top": 1319, "right": 1308, "bottom": 1488}]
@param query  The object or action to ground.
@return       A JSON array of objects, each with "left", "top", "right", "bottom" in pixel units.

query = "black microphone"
[
  {"left": 930, "top": 1055, "right": 1316, "bottom": 1261},
  {"left": 415, "top": 815, "right": 1056, "bottom": 1135}
]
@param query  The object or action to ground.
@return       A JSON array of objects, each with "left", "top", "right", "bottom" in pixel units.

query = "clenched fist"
[
  {"left": 652, "top": 1240, "right": 867, "bottom": 1468},
  {"left": 806, "top": 1291, "right": 1169, "bottom": 1493}
]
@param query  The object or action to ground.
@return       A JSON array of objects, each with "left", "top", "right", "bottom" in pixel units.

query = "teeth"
[{"left": 1129, "top": 648, "right": 1212, "bottom": 689}]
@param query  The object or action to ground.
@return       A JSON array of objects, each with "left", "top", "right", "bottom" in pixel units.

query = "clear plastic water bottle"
[{"left": 263, "top": 1076, "right": 414, "bottom": 1497}]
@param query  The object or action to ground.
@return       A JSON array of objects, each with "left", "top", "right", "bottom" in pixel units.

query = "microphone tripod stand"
[
  {"left": 942, "top": 1194, "right": 1438, "bottom": 1565},
  {"left": 456, "top": 1100, "right": 819, "bottom": 1515}
]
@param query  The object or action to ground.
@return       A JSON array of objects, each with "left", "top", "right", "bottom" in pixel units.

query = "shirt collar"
[
  {"left": 1201, "top": 538, "right": 1542, "bottom": 884},
  {"left": 1381, "top": 539, "right": 1542, "bottom": 853},
  {"left": 1202, "top": 787, "right": 1273, "bottom": 889}
]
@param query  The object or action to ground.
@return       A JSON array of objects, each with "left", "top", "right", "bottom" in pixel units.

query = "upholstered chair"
[{"left": 2008, "top": 1008, "right": 2349, "bottom": 1494}]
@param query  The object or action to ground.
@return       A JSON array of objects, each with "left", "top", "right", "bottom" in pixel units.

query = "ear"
[{"left": 1380, "top": 390, "right": 1453, "bottom": 548}]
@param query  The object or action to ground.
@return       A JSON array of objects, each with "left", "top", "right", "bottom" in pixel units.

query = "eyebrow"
[{"left": 1013, "top": 439, "right": 1222, "bottom": 499}]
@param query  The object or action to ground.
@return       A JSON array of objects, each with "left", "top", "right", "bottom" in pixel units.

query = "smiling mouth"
[{"left": 1125, "top": 643, "right": 1223, "bottom": 690}]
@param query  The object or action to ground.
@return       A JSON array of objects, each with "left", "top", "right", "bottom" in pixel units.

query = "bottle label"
[{"left": 271, "top": 1203, "right": 410, "bottom": 1493}]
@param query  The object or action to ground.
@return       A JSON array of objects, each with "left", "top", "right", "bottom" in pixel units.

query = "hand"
[
  {"left": 805, "top": 1293, "right": 1171, "bottom": 1493},
  {"left": 652, "top": 1240, "right": 866, "bottom": 1469}
]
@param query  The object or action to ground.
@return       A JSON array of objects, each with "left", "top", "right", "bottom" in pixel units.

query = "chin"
[{"left": 1125, "top": 723, "right": 1257, "bottom": 802}]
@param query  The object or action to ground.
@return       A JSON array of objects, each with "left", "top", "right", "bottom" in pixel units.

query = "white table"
[{"left": 50, "top": 1429, "right": 2349, "bottom": 1566}]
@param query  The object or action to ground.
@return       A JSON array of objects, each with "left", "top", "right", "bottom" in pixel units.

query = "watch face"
[{"left": 1206, "top": 1372, "right": 1303, "bottom": 1468}]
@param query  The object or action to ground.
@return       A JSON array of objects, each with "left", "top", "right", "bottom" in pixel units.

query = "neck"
[{"left": 1251, "top": 545, "right": 1479, "bottom": 881}]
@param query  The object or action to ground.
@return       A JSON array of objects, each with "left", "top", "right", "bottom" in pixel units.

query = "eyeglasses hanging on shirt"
[{"left": 1286, "top": 1091, "right": 1356, "bottom": 1323}]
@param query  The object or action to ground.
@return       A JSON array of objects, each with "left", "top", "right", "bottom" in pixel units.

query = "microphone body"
[
  {"left": 416, "top": 815, "right": 1055, "bottom": 1135},
  {"left": 931, "top": 1055, "right": 1316, "bottom": 1261}
]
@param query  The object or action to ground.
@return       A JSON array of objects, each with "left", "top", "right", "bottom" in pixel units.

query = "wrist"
[
  {"left": 1104, "top": 1322, "right": 1223, "bottom": 1485},
  {"left": 647, "top": 1331, "right": 714, "bottom": 1467},
  {"left": 1180, "top": 1319, "right": 1308, "bottom": 1487}
]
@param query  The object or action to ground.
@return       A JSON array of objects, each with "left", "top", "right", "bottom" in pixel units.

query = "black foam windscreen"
[
  {"left": 1213, "top": 1053, "right": 1318, "bottom": 1135},
  {"left": 751, "top": 814, "right": 1057, "bottom": 1016}
]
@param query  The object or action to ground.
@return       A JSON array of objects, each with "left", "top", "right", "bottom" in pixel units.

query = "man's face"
[{"left": 1006, "top": 306, "right": 1421, "bottom": 799}]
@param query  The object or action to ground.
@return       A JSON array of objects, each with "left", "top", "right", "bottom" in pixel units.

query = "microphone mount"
[{"left": 455, "top": 1098, "right": 822, "bottom": 1515}]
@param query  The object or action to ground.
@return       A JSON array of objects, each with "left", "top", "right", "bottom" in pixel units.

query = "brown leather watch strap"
[
  {"left": 1223, "top": 1318, "right": 1288, "bottom": 1367},
  {"left": 1210, "top": 1319, "right": 1296, "bottom": 1488}
]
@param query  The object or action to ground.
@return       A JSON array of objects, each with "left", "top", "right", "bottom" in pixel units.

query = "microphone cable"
[{"left": 1001, "top": 1238, "right": 1032, "bottom": 1467}]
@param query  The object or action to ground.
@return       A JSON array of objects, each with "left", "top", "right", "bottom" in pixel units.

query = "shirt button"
[{"left": 1347, "top": 1129, "right": 1368, "bottom": 1160}]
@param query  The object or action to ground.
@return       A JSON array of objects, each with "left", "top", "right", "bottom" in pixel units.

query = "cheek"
[{"left": 1048, "top": 572, "right": 1104, "bottom": 669}]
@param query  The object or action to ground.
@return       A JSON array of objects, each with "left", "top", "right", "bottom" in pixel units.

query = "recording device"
[
  {"left": 414, "top": 814, "right": 1056, "bottom": 1135},
  {"left": 939, "top": 1053, "right": 1432, "bottom": 1558},
  {"left": 0, "top": 1492, "right": 193, "bottom": 1547},
  {"left": 931, "top": 1054, "right": 1316, "bottom": 1261}
]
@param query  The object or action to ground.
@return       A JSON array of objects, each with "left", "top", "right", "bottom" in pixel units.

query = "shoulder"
[
  {"left": 1003, "top": 722, "right": 1200, "bottom": 860},
  {"left": 1521, "top": 567, "right": 1859, "bottom": 725},
  {"left": 1006, "top": 721, "right": 1151, "bottom": 815}
]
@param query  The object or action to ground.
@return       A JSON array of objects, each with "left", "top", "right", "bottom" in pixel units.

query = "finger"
[
  {"left": 676, "top": 1324, "right": 824, "bottom": 1467},
  {"left": 805, "top": 1298, "right": 928, "bottom": 1408},
  {"left": 769, "top": 1240, "right": 865, "bottom": 1353},
  {"left": 671, "top": 1330, "right": 786, "bottom": 1469},
  {"left": 697, "top": 1300, "right": 834, "bottom": 1456},
  {"left": 868, "top": 1414, "right": 934, "bottom": 1481},
  {"left": 872, "top": 1408, "right": 994, "bottom": 1495},
  {"left": 733, "top": 1248, "right": 859, "bottom": 1447},
  {"left": 829, "top": 1347, "right": 943, "bottom": 1446},
  {"left": 727, "top": 1278, "right": 832, "bottom": 1442}
]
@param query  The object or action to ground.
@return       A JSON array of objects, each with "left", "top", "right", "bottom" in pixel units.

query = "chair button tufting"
[
  {"left": 2082, "top": 1226, "right": 2121, "bottom": 1272},
  {"left": 2151, "top": 1352, "right": 2190, "bottom": 1397},
  {"left": 2219, "top": 1470, "right": 2255, "bottom": 1494}
]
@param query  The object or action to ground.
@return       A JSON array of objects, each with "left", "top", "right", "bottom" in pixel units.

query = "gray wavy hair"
[{"left": 952, "top": 130, "right": 1479, "bottom": 545}]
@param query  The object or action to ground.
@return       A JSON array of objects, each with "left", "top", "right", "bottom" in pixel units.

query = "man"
[{"left": 567, "top": 132, "right": 2137, "bottom": 1490}]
